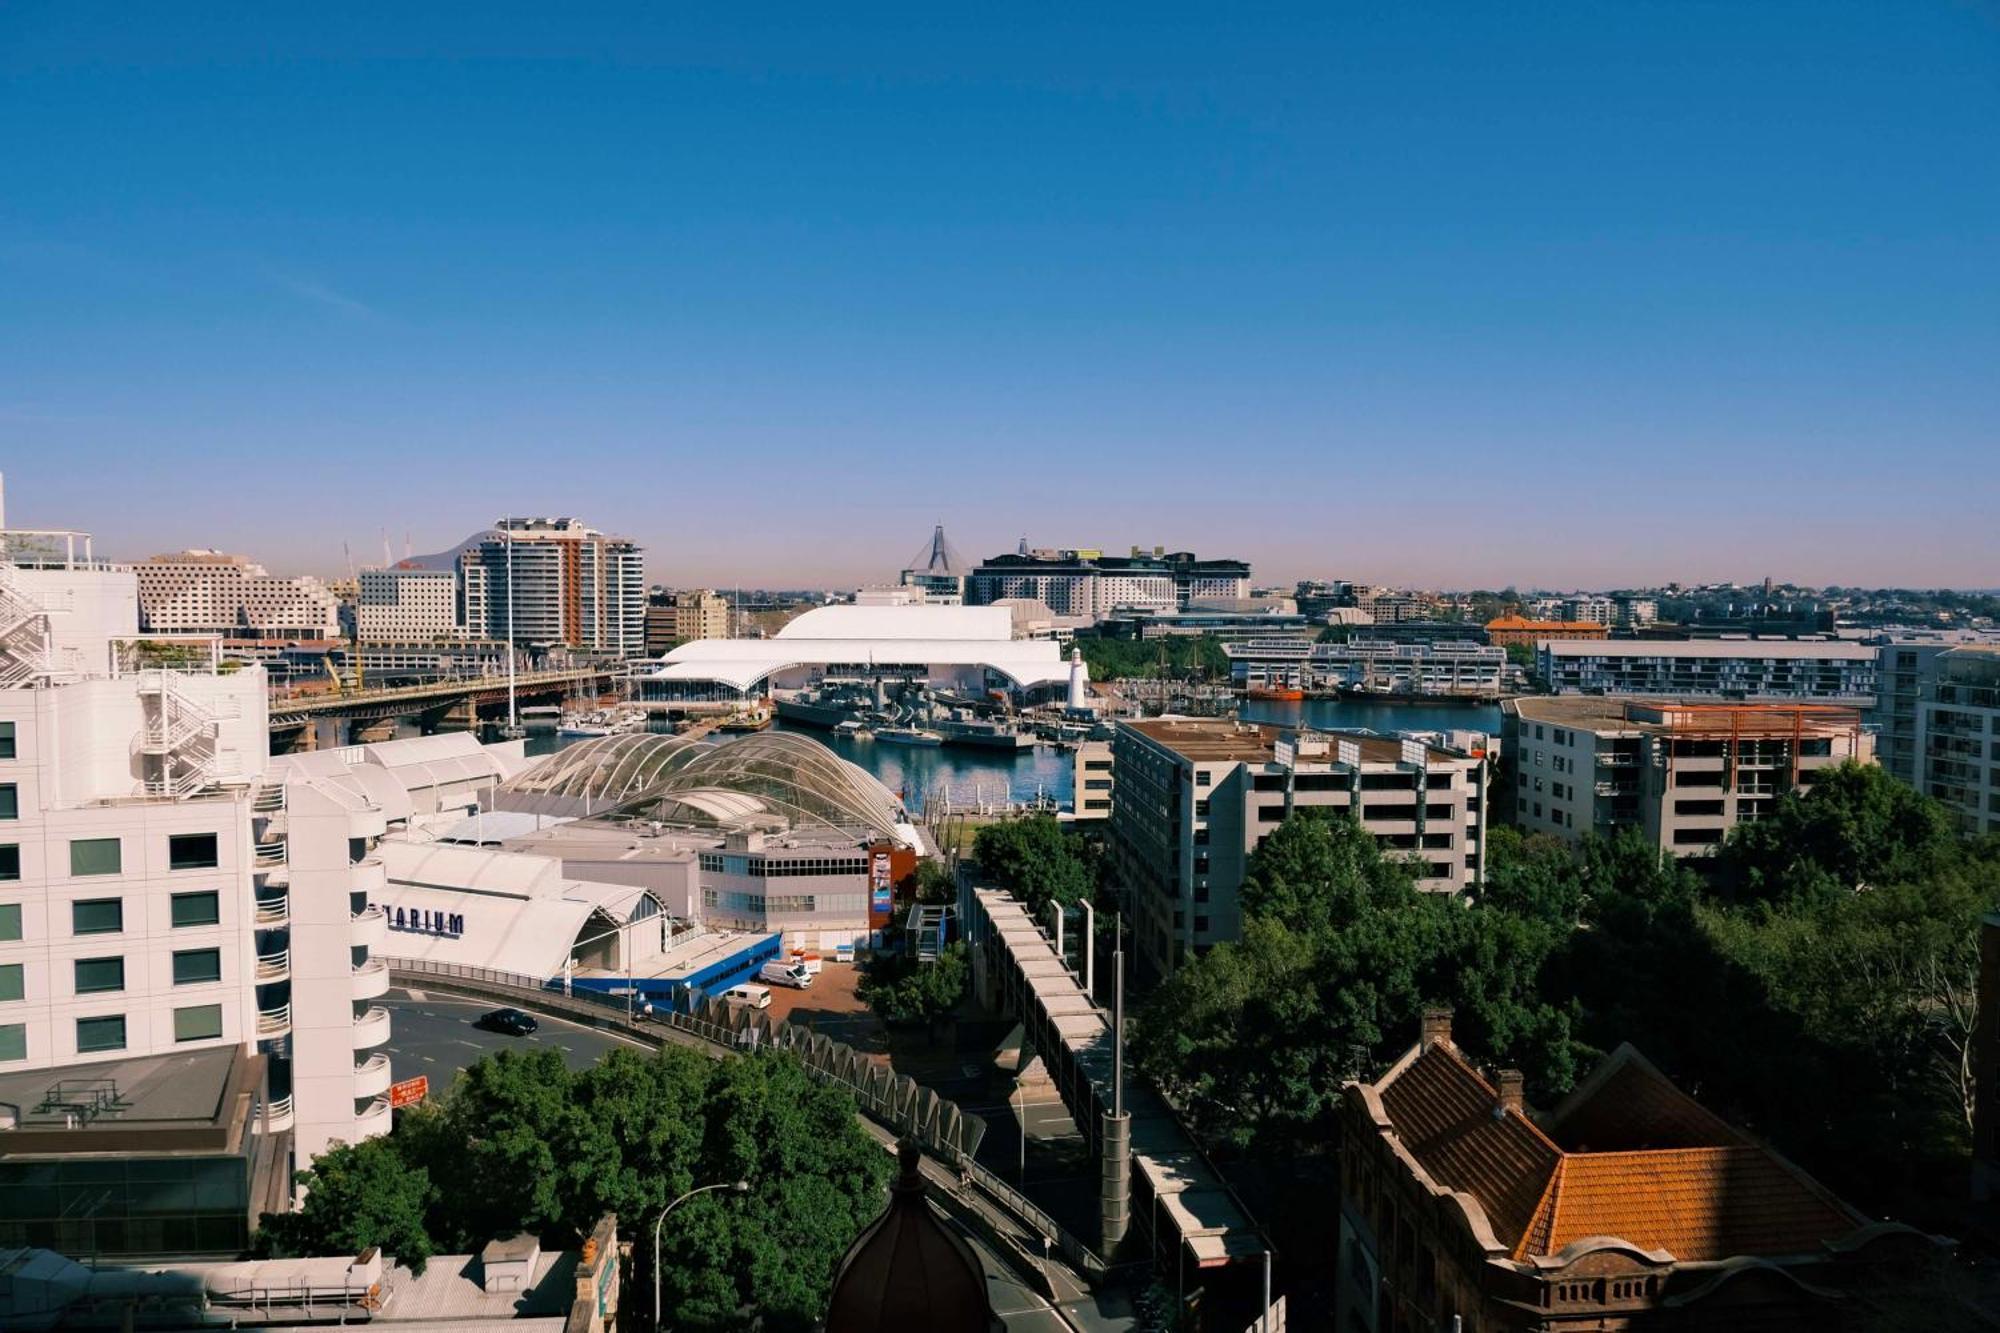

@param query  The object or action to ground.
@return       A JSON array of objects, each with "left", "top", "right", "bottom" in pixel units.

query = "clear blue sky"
[{"left": 3, "top": 2, "right": 1996, "bottom": 589}]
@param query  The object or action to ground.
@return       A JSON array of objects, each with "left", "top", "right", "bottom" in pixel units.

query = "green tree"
[
  {"left": 971, "top": 814, "right": 1095, "bottom": 918},
  {"left": 912, "top": 859, "right": 957, "bottom": 905},
  {"left": 1713, "top": 762, "right": 1962, "bottom": 907},
  {"left": 857, "top": 939, "right": 968, "bottom": 1033},
  {"left": 258, "top": 1135, "right": 436, "bottom": 1272}
]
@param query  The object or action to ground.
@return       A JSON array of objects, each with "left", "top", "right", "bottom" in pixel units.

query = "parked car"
[
  {"left": 759, "top": 960, "right": 813, "bottom": 990},
  {"left": 722, "top": 984, "right": 773, "bottom": 1009},
  {"left": 476, "top": 1007, "right": 539, "bottom": 1036}
]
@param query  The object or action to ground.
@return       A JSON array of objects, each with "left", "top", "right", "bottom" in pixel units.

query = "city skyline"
[{"left": 5, "top": 3, "right": 1997, "bottom": 586}]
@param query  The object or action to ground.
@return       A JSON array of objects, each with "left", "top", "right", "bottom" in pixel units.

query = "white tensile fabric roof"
[{"left": 774, "top": 604, "right": 1012, "bottom": 641}]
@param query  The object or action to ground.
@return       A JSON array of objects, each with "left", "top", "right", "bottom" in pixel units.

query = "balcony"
[
  {"left": 353, "top": 1052, "right": 393, "bottom": 1099},
  {"left": 257, "top": 1003, "right": 292, "bottom": 1039},
  {"left": 354, "top": 1096, "right": 393, "bottom": 1137},
  {"left": 352, "top": 1006, "right": 391, "bottom": 1050},
  {"left": 352, "top": 958, "right": 391, "bottom": 1001},
  {"left": 349, "top": 857, "right": 388, "bottom": 898},
  {"left": 255, "top": 948, "right": 291, "bottom": 984},
  {"left": 263, "top": 1094, "right": 295, "bottom": 1133},
  {"left": 253, "top": 840, "right": 288, "bottom": 870},
  {"left": 254, "top": 893, "right": 290, "bottom": 926},
  {"left": 351, "top": 906, "right": 388, "bottom": 949}
]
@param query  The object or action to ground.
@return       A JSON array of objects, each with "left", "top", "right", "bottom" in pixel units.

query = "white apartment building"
[
  {"left": 357, "top": 567, "right": 461, "bottom": 640},
  {"left": 1, "top": 514, "right": 395, "bottom": 1172},
  {"left": 1108, "top": 719, "right": 1487, "bottom": 979},
  {"left": 1502, "top": 696, "right": 1873, "bottom": 854},
  {"left": 1072, "top": 740, "right": 1114, "bottom": 821},
  {"left": 458, "top": 517, "right": 646, "bottom": 656},
  {"left": 1560, "top": 596, "right": 1617, "bottom": 626},
  {"left": 1537, "top": 639, "right": 1877, "bottom": 703},
  {"left": 134, "top": 551, "right": 341, "bottom": 639}
]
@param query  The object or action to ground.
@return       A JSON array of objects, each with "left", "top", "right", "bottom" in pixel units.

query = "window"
[
  {"left": 74, "top": 957, "right": 125, "bottom": 994},
  {"left": 0, "top": 844, "right": 16, "bottom": 880},
  {"left": 0, "top": 784, "right": 14, "bottom": 820},
  {"left": 171, "top": 891, "right": 220, "bottom": 928},
  {"left": 168, "top": 833, "right": 220, "bottom": 870},
  {"left": 1195, "top": 770, "right": 1211, "bottom": 786},
  {"left": 0, "top": 1023, "right": 22, "bottom": 1061},
  {"left": 173, "top": 949, "right": 222, "bottom": 986},
  {"left": 174, "top": 1004, "right": 224, "bottom": 1043},
  {"left": 72, "top": 898, "right": 122, "bottom": 935},
  {"left": 0, "top": 902, "right": 18, "bottom": 941},
  {"left": 70, "top": 838, "right": 122, "bottom": 876},
  {"left": 0, "top": 963, "right": 21, "bottom": 1002},
  {"left": 76, "top": 1015, "right": 127, "bottom": 1053},
  {"left": 0, "top": 721, "right": 14, "bottom": 759}
]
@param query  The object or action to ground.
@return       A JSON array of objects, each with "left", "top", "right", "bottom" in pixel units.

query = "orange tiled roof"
[
  {"left": 1374, "top": 1043, "right": 1862, "bottom": 1264},
  {"left": 1484, "top": 616, "right": 1608, "bottom": 633}
]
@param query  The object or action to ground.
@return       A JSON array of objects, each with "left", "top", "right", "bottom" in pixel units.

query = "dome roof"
[
  {"left": 499, "top": 731, "right": 911, "bottom": 845},
  {"left": 825, "top": 1142, "right": 999, "bottom": 1333}
]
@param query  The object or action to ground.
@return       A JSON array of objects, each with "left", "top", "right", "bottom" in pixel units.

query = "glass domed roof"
[{"left": 501, "top": 730, "right": 910, "bottom": 844}]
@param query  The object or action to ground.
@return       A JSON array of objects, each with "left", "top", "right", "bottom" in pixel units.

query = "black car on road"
[{"left": 476, "top": 1007, "right": 539, "bottom": 1036}]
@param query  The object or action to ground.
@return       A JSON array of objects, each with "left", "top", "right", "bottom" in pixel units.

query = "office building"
[
  {"left": 1350, "top": 588, "right": 1435, "bottom": 624},
  {"left": 134, "top": 552, "right": 341, "bottom": 640},
  {"left": 671, "top": 589, "right": 731, "bottom": 643},
  {"left": 966, "top": 546, "right": 1249, "bottom": 622},
  {"left": 1537, "top": 638, "right": 1876, "bottom": 702},
  {"left": 1337, "top": 1010, "right": 1947, "bottom": 1333},
  {"left": 1483, "top": 616, "right": 1608, "bottom": 648},
  {"left": 898, "top": 524, "right": 967, "bottom": 604},
  {"left": 356, "top": 566, "right": 460, "bottom": 640},
  {"left": 1072, "top": 740, "right": 1114, "bottom": 822},
  {"left": 1502, "top": 697, "right": 1872, "bottom": 853},
  {"left": 1913, "top": 646, "right": 2000, "bottom": 835},
  {"left": 0, "top": 1043, "right": 290, "bottom": 1257},
  {"left": 1109, "top": 719, "right": 1486, "bottom": 978},
  {"left": 1224, "top": 638, "right": 1504, "bottom": 698},
  {"left": 1, "top": 512, "right": 397, "bottom": 1173},
  {"left": 458, "top": 518, "right": 645, "bottom": 656},
  {"left": 1292, "top": 579, "right": 1355, "bottom": 620}
]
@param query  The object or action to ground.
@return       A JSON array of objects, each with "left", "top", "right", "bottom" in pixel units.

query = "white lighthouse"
[{"left": 1067, "top": 646, "right": 1090, "bottom": 711}]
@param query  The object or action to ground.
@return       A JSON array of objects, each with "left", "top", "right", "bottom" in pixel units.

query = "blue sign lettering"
[{"left": 371, "top": 903, "right": 465, "bottom": 939}]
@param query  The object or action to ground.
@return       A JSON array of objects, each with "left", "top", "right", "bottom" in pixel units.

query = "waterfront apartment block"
[
  {"left": 1223, "top": 637, "right": 1505, "bottom": 698},
  {"left": 1502, "top": 696, "right": 1871, "bottom": 854},
  {"left": 134, "top": 550, "right": 341, "bottom": 640},
  {"left": 458, "top": 517, "right": 646, "bottom": 656},
  {"left": 1483, "top": 616, "right": 1607, "bottom": 647},
  {"left": 1537, "top": 638, "right": 1876, "bottom": 702},
  {"left": 1, "top": 515, "right": 397, "bottom": 1178},
  {"left": 1108, "top": 719, "right": 1486, "bottom": 979},
  {"left": 356, "top": 565, "right": 461, "bottom": 640}
]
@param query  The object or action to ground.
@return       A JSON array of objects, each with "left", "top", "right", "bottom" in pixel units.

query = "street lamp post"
[{"left": 653, "top": 1179, "right": 750, "bottom": 1331}]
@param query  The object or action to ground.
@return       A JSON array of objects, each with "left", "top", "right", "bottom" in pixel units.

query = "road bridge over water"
[{"left": 266, "top": 667, "right": 616, "bottom": 749}]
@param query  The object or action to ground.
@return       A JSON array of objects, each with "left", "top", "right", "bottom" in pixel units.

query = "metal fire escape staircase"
[
  {"left": 137, "top": 670, "right": 221, "bottom": 799},
  {"left": 0, "top": 563, "right": 60, "bottom": 687}
]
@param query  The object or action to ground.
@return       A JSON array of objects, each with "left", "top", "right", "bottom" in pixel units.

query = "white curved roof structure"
[{"left": 648, "top": 603, "right": 1071, "bottom": 694}]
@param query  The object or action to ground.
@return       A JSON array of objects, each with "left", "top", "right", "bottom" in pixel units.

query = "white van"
[
  {"left": 789, "top": 951, "right": 823, "bottom": 977},
  {"left": 759, "top": 960, "right": 813, "bottom": 990},
  {"left": 722, "top": 984, "right": 772, "bottom": 1009}
]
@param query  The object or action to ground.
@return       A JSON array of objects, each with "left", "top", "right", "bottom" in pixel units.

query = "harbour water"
[{"left": 515, "top": 696, "right": 1505, "bottom": 814}]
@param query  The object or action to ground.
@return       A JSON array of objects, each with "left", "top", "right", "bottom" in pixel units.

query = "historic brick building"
[{"left": 1337, "top": 1010, "right": 1948, "bottom": 1332}]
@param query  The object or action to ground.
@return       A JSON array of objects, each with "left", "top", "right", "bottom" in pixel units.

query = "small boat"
[
  {"left": 718, "top": 705, "right": 774, "bottom": 733},
  {"left": 874, "top": 726, "right": 943, "bottom": 747},
  {"left": 833, "top": 719, "right": 871, "bottom": 739},
  {"left": 1246, "top": 686, "right": 1305, "bottom": 702}
]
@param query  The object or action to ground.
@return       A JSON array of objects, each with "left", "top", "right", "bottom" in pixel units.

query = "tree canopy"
[
  {"left": 262, "top": 1044, "right": 890, "bottom": 1332},
  {"left": 971, "top": 814, "right": 1096, "bottom": 919},
  {"left": 857, "top": 939, "right": 968, "bottom": 1033},
  {"left": 1136, "top": 762, "right": 2000, "bottom": 1222}
]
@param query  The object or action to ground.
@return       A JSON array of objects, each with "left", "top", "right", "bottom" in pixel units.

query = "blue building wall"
[{"left": 555, "top": 933, "right": 785, "bottom": 1013}]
